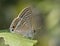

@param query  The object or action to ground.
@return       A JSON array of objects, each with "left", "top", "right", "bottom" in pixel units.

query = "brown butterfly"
[{"left": 10, "top": 6, "right": 41, "bottom": 39}]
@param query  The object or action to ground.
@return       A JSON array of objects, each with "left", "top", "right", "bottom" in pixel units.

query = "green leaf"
[
  {"left": 0, "top": 37, "right": 9, "bottom": 46},
  {"left": 0, "top": 33, "right": 37, "bottom": 46}
]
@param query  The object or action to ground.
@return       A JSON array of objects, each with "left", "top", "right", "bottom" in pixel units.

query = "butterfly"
[{"left": 9, "top": 6, "right": 41, "bottom": 39}]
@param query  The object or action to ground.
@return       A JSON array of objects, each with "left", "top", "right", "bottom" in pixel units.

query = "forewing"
[{"left": 14, "top": 7, "right": 33, "bottom": 38}]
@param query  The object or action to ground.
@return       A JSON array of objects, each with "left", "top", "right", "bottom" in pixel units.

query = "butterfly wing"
[
  {"left": 14, "top": 7, "right": 34, "bottom": 38},
  {"left": 10, "top": 16, "right": 20, "bottom": 32}
]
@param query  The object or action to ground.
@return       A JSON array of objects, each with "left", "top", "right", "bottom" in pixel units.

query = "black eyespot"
[
  {"left": 12, "top": 29, "right": 14, "bottom": 31},
  {"left": 34, "top": 30, "right": 35, "bottom": 33},
  {"left": 12, "top": 26, "right": 15, "bottom": 28}
]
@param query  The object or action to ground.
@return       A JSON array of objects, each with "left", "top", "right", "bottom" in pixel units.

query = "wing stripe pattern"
[{"left": 15, "top": 7, "right": 32, "bottom": 31}]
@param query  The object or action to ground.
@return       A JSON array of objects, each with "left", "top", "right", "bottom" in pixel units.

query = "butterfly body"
[{"left": 10, "top": 6, "right": 42, "bottom": 39}]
